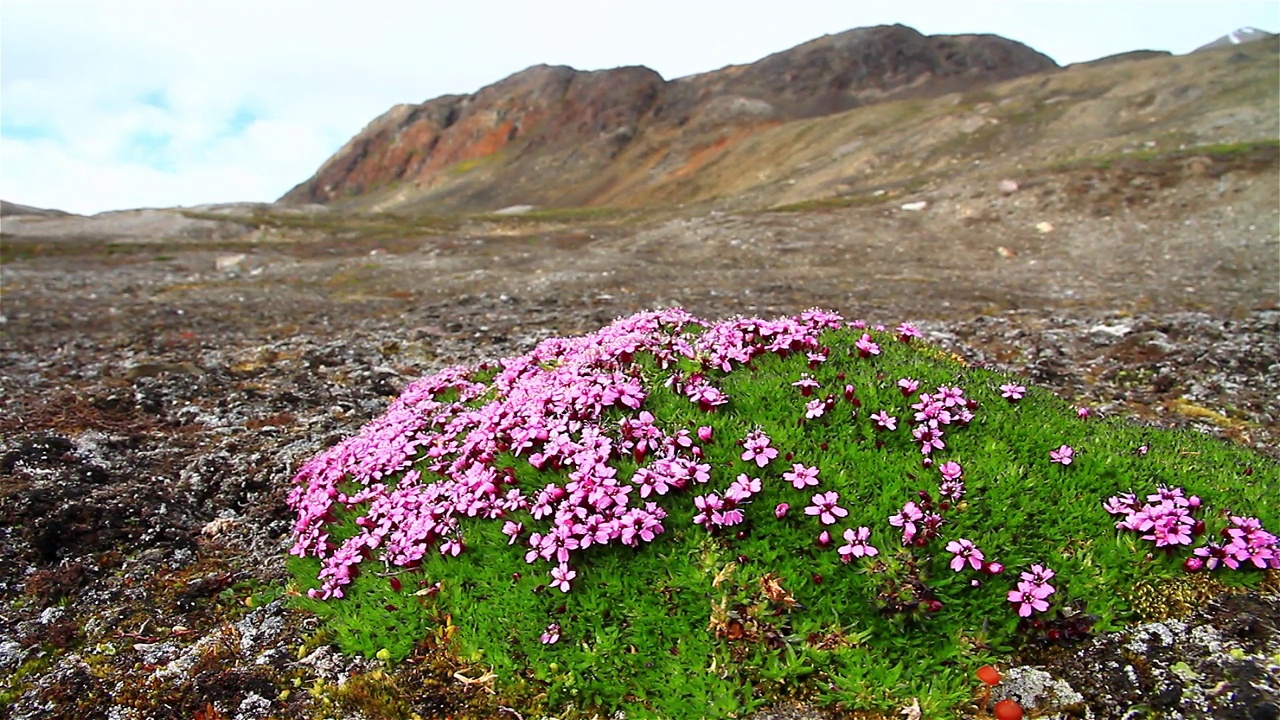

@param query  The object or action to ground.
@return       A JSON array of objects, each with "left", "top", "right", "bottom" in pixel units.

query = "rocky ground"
[{"left": 1, "top": 157, "right": 1278, "bottom": 718}]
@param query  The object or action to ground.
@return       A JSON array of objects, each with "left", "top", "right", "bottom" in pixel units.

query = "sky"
[{"left": 2, "top": 1, "right": 1277, "bottom": 215}]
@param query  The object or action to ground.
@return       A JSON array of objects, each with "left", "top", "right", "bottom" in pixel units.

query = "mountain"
[
  {"left": 0, "top": 200, "right": 75, "bottom": 218},
  {"left": 1195, "top": 27, "right": 1277, "bottom": 52},
  {"left": 279, "top": 25, "right": 1057, "bottom": 212}
]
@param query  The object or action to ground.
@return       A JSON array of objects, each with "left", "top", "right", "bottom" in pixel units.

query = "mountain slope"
[
  {"left": 280, "top": 25, "right": 1056, "bottom": 212},
  {"left": 1195, "top": 27, "right": 1277, "bottom": 52}
]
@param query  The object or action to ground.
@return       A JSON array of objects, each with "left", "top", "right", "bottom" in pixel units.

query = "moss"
[
  {"left": 286, "top": 312, "right": 1278, "bottom": 718},
  {"left": 1050, "top": 138, "right": 1280, "bottom": 173},
  {"left": 447, "top": 152, "right": 505, "bottom": 177}
]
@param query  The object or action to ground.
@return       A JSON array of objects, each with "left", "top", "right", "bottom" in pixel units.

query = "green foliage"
[
  {"left": 1051, "top": 138, "right": 1280, "bottom": 172},
  {"left": 289, "top": 326, "right": 1278, "bottom": 718},
  {"left": 289, "top": 552, "right": 437, "bottom": 663}
]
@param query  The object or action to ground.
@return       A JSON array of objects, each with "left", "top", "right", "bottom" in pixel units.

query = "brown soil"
[{"left": 0, "top": 145, "right": 1277, "bottom": 718}]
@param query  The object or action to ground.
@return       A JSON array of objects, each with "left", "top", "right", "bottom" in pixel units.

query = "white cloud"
[{"left": 2, "top": 0, "right": 1276, "bottom": 214}]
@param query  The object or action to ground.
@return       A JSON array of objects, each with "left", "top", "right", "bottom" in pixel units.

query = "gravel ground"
[{"left": 1, "top": 166, "right": 1277, "bottom": 718}]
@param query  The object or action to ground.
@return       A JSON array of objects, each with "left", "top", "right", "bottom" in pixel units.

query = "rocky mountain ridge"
[
  {"left": 1195, "top": 26, "right": 1277, "bottom": 52},
  {"left": 280, "top": 24, "right": 1057, "bottom": 211}
]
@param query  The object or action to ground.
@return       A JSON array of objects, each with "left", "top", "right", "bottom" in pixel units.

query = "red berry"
[{"left": 993, "top": 699, "right": 1023, "bottom": 720}]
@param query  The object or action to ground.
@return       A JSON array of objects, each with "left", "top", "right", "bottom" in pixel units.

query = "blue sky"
[{"left": 2, "top": 0, "right": 1277, "bottom": 215}]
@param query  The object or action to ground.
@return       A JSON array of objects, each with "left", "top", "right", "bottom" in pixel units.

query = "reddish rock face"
[{"left": 279, "top": 24, "right": 1058, "bottom": 210}]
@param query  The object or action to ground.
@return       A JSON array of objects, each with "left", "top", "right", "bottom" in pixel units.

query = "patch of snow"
[{"left": 493, "top": 204, "right": 536, "bottom": 215}]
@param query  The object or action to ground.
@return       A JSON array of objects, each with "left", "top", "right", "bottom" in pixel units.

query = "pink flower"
[
  {"left": 946, "top": 538, "right": 985, "bottom": 572},
  {"left": 1050, "top": 445, "right": 1074, "bottom": 465},
  {"left": 783, "top": 463, "right": 820, "bottom": 490},
  {"left": 540, "top": 623, "right": 561, "bottom": 644},
  {"left": 897, "top": 378, "right": 920, "bottom": 396},
  {"left": 1013, "top": 563, "right": 1054, "bottom": 591},
  {"left": 792, "top": 375, "right": 821, "bottom": 397},
  {"left": 871, "top": 411, "right": 898, "bottom": 431},
  {"left": 939, "top": 479, "right": 965, "bottom": 503},
  {"left": 501, "top": 521, "right": 524, "bottom": 545},
  {"left": 804, "top": 491, "right": 848, "bottom": 525},
  {"left": 692, "top": 493, "right": 723, "bottom": 528},
  {"left": 838, "top": 526, "right": 879, "bottom": 561},
  {"left": 550, "top": 564, "right": 576, "bottom": 593},
  {"left": 855, "top": 334, "right": 881, "bottom": 357},
  {"left": 805, "top": 398, "right": 827, "bottom": 419},
  {"left": 1000, "top": 383, "right": 1025, "bottom": 401},
  {"left": 888, "top": 501, "right": 925, "bottom": 544},
  {"left": 912, "top": 423, "right": 945, "bottom": 455},
  {"left": 775, "top": 503, "right": 790, "bottom": 518},
  {"left": 938, "top": 461, "right": 963, "bottom": 482},
  {"left": 896, "top": 322, "right": 922, "bottom": 343},
  {"left": 1077, "top": 406, "right": 1091, "bottom": 419},
  {"left": 726, "top": 474, "right": 761, "bottom": 502},
  {"left": 1007, "top": 581, "right": 1050, "bottom": 617},
  {"left": 697, "top": 425, "right": 714, "bottom": 442},
  {"left": 741, "top": 429, "right": 779, "bottom": 468}
]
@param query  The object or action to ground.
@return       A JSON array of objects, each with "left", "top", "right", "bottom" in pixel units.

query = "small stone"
[
  {"left": 998, "top": 179, "right": 1019, "bottom": 195},
  {"left": 1036, "top": 221, "right": 1054, "bottom": 233},
  {"left": 901, "top": 201, "right": 928, "bottom": 212},
  {"left": 216, "top": 254, "right": 247, "bottom": 271}
]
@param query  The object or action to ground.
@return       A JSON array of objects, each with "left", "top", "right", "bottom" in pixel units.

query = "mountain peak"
[
  {"left": 1194, "top": 26, "right": 1277, "bottom": 52},
  {"left": 279, "top": 25, "right": 1056, "bottom": 210}
]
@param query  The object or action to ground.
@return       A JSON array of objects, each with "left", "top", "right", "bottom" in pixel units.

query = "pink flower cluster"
[
  {"left": 693, "top": 474, "right": 762, "bottom": 530},
  {"left": 288, "top": 308, "right": 847, "bottom": 600},
  {"left": 1191, "top": 516, "right": 1279, "bottom": 570},
  {"left": 1105, "top": 485, "right": 1278, "bottom": 571},
  {"left": 1007, "top": 564, "right": 1057, "bottom": 617},
  {"left": 1103, "top": 486, "right": 1201, "bottom": 548},
  {"left": 909, "top": 385, "right": 974, "bottom": 456}
]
